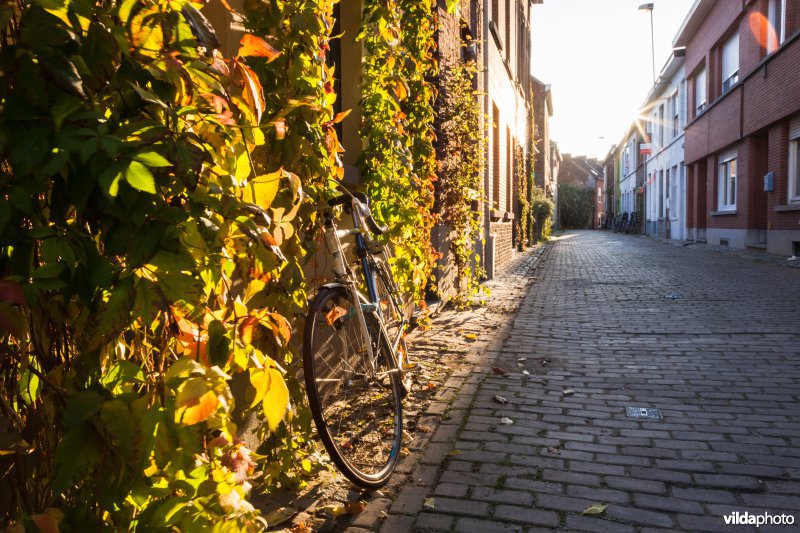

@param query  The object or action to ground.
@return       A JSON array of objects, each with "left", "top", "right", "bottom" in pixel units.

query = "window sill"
[
  {"left": 711, "top": 209, "right": 737, "bottom": 216},
  {"left": 774, "top": 203, "right": 800, "bottom": 212}
]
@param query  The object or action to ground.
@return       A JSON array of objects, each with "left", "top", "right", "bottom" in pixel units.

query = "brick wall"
[
  {"left": 491, "top": 221, "right": 514, "bottom": 269},
  {"left": 742, "top": 37, "right": 800, "bottom": 135},
  {"left": 685, "top": 1, "right": 743, "bottom": 75}
]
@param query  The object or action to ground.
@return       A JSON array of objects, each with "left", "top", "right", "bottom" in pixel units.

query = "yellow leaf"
[
  {"left": 323, "top": 504, "right": 346, "bottom": 518},
  {"left": 263, "top": 506, "right": 296, "bottom": 527},
  {"left": 464, "top": 333, "right": 478, "bottom": 340},
  {"left": 242, "top": 170, "right": 282, "bottom": 209},
  {"left": 238, "top": 34, "right": 281, "bottom": 61},
  {"left": 581, "top": 503, "right": 608, "bottom": 516},
  {"left": 262, "top": 368, "right": 289, "bottom": 432},
  {"left": 249, "top": 368, "right": 268, "bottom": 408},
  {"left": 175, "top": 377, "right": 219, "bottom": 425}
]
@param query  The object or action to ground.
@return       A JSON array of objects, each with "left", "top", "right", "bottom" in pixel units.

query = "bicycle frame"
[{"left": 319, "top": 196, "right": 407, "bottom": 379}]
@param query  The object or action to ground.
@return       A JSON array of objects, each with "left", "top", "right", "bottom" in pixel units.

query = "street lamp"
[{"left": 639, "top": 3, "right": 655, "bottom": 86}]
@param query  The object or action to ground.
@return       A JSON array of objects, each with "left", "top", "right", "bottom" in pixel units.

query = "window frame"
[
  {"left": 694, "top": 67, "right": 707, "bottom": 116},
  {"left": 718, "top": 151, "right": 737, "bottom": 211},
  {"left": 767, "top": 0, "right": 786, "bottom": 53},
  {"left": 789, "top": 138, "right": 800, "bottom": 204},
  {"left": 721, "top": 33, "right": 739, "bottom": 95}
]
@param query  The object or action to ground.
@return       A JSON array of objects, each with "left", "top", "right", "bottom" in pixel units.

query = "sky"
[{"left": 530, "top": 0, "right": 696, "bottom": 159}]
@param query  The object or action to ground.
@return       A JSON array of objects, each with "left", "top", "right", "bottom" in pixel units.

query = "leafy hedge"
[
  {"left": 0, "top": 0, "right": 339, "bottom": 528},
  {"left": 557, "top": 183, "right": 595, "bottom": 229}
]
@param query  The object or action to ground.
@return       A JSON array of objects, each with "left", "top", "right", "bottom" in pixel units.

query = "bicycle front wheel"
[{"left": 303, "top": 285, "right": 403, "bottom": 488}]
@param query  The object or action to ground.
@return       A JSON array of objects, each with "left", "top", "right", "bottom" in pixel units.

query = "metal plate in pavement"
[{"left": 626, "top": 407, "right": 662, "bottom": 420}]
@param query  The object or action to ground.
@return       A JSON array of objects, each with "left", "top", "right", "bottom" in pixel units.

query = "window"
[
  {"left": 658, "top": 169, "right": 664, "bottom": 217},
  {"left": 671, "top": 165, "right": 678, "bottom": 217},
  {"left": 789, "top": 117, "right": 800, "bottom": 203},
  {"left": 492, "top": 104, "right": 500, "bottom": 211},
  {"left": 658, "top": 105, "right": 664, "bottom": 147},
  {"left": 718, "top": 150, "right": 737, "bottom": 210},
  {"left": 505, "top": 0, "right": 511, "bottom": 62},
  {"left": 695, "top": 67, "right": 707, "bottom": 115},
  {"left": 721, "top": 33, "right": 739, "bottom": 94},
  {"left": 671, "top": 93, "right": 679, "bottom": 137},
  {"left": 506, "top": 127, "right": 512, "bottom": 212},
  {"left": 767, "top": 0, "right": 786, "bottom": 53}
]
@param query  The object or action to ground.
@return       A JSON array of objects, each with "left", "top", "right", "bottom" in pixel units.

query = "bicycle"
[{"left": 303, "top": 190, "right": 412, "bottom": 488}]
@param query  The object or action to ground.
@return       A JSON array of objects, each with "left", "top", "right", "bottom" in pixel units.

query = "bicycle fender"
[{"left": 320, "top": 282, "right": 346, "bottom": 291}]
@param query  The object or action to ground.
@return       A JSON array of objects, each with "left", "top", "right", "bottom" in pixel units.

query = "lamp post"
[{"left": 639, "top": 3, "right": 655, "bottom": 86}]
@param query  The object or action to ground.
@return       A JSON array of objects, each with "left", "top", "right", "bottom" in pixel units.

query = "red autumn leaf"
[
  {"left": 238, "top": 34, "right": 281, "bottom": 61},
  {"left": 0, "top": 280, "right": 26, "bottom": 306}
]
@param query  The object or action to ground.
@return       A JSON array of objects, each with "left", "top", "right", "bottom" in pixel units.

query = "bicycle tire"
[{"left": 303, "top": 285, "right": 403, "bottom": 488}]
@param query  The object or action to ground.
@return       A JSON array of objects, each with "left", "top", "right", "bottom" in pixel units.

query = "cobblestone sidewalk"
[{"left": 375, "top": 230, "right": 800, "bottom": 533}]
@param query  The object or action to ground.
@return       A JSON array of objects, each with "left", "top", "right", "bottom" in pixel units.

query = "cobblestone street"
[{"left": 379, "top": 231, "right": 800, "bottom": 533}]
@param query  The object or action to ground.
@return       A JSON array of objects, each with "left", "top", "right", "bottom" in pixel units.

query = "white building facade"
[{"left": 643, "top": 54, "right": 688, "bottom": 240}]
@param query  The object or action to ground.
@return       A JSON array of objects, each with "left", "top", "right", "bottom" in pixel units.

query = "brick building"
[
  {"left": 642, "top": 52, "right": 688, "bottom": 241},
  {"left": 482, "top": 0, "right": 540, "bottom": 276},
  {"left": 433, "top": 0, "right": 540, "bottom": 291},
  {"left": 677, "top": 0, "right": 800, "bottom": 256}
]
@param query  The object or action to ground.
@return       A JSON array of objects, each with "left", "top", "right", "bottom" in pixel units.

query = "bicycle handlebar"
[{"left": 327, "top": 192, "right": 388, "bottom": 236}]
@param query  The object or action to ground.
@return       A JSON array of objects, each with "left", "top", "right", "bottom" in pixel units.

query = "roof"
[{"left": 673, "top": 0, "right": 715, "bottom": 48}]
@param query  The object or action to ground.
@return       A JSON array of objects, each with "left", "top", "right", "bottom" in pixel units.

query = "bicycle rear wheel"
[{"left": 303, "top": 285, "right": 403, "bottom": 488}]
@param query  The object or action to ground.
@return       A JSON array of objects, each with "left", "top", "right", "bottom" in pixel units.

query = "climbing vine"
[
  {"left": 515, "top": 143, "right": 530, "bottom": 251},
  {"left": 438, "top": 58, "right": 487, "bottom": 301},
  {"left": 0, "top": 0, "right": 338, "bottom": 529},
  {"left": 357, "top": 0, "right": 438, "bottom": 304}
]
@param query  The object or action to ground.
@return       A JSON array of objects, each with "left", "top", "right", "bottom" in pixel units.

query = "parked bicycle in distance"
[{"left": 303, "top": 190, "right": 413, "bottom": 488}]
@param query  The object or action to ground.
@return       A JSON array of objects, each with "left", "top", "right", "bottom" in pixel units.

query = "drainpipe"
[{"left": 482, "top": 2, "right": 494, "bottom": 279}]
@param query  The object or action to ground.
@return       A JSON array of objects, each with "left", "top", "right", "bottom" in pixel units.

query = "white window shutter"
[
  {"left": 789, "top": 115, "right": 800, "bottom": 140},
  {"left": 695, "top": 68, "right": 707, "bottom": 105},
  {"left": 721, "top": 34, "right": 739, "bottom": 80}
]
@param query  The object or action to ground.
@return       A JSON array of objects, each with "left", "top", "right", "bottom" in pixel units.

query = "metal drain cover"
[{"left": 626, "top": 407, "right": 662, "bottom": 420}]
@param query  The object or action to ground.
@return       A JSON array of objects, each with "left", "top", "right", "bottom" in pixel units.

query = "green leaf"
[
  {"left": 53, "top": 424, "right": 102, "bottom": 492},
  {"left": 124, "top": 161, "right": 157, "bottom": 193},
  {"left": 93, "top": 277, "right": 134, "bottom": 346},
  {"left": 146, "top": 497, "right": 189, "bottom": 527},
  {"left": 98, "top": 163, "right": 124, "bottom": 198},
  {"left": 100, "top": 360, "right": 145, "bottom": 389},
  {"left": 63, "top": 390, "right": 104, "bottom": 427},
  {"left": 207, "top": 320, "right": 230, "bottom": 367},
  {"left": 134, "top": 151, "right": 171, "bottom": 168},
  {"left": 100, "top": 399, "right": 135, "bottom": 459}
]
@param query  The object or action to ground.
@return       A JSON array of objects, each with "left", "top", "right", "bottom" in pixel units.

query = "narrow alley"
[{"left": 382, "top": 231, "right": 800, "bottom": 532}]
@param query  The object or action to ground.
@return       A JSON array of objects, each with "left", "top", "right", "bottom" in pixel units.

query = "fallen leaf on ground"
[
  {"left": 400, "top": 447, "right": 410, "bottom": 458},
  {"left": 562, "top": 389, "right": 575, "bottom": 396},
  {"left": 546, "top": 447, "right": 560, "bottom": 455},
  {"left": 492, "top": 367, "right": 508, "bottom": 376},
  {"left": 379, "top": 511, "right": 388, "bottom": 518},
  {"left": 493, "top": 395, "right": 508, "bottom": 404},
  {"left": 290, "top": 522, "right": 312, "bottom": 533},
  {"left": 540, "top": 359, "right": 550, "bottom": 366},
  {"left": 264, "top": 507, "right": 296, "bottom": 527},
  {"left": 345, "top": 500, "right": 366, "bottom": 515},
  {"left": 464, "top": 333, "right": 478, "bottom": 340},
  {"left": 581, "top": 504, "right": 608, "bottom": 516},
  {"left": 418, "top": 425, "right": 431, "bottom": 432},
  {"left": 425, "top": 381, "right": 436, "bottom": 390},
  {"left": 447, "top": 449, "right": 461, "bottom": 456},
  {"left": 322, "top": 504, "right": 346, "bottom": 518},
  {"left": 500, "top": 417, "right": 514, "bottom": 425},
  {"left": 423, "top": 498, "right": 435, "bottom": 509},
  {"left": 518, "top": 357, "right": 527, "bottom": 362},
  {"left": 522, "top": 370, "right": 530, "bottom": 375}
]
